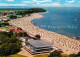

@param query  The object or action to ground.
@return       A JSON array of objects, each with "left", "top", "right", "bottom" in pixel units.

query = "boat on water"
[{"left": 74, "top": 18, "right": 78, "bottom": 21}]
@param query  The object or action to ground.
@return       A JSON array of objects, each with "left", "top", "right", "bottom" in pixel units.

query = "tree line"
[
  {"left": 0, "top": 31, "right": 29, "bottom": 56},
  {"left": 48, "top": 50, "right": 80, "bottom": 57}
]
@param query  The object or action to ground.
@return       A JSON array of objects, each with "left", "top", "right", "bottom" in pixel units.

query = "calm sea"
[{"left": 31, "top": 7, "right": 80, "bottom": 39}]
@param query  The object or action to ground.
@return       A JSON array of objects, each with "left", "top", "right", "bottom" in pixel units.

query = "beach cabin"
[
  {"left": 24, "top": 39, "right": 53, "bottom": 54},
  {"left": 17, "top": 15, "right": 22, "bottom": 18}
]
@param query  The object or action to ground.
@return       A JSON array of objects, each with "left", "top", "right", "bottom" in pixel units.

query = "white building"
[
  {"left": 2, "top": 16, "right": 10, "bottom": 21},
  {"left": 17, "top": 15, "right": 22, "bottom": 18}
]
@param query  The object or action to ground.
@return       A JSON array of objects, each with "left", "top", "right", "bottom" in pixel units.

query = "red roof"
[
  {"left": 2, "top": 16, "right": 7, "bottom": 19},
  {"left": 17, "top": 28, "right": 20, "bottom": 31},
  {"left": 9, "top": 29, "right": 15, "bottom": 32},
  {"left": 9, "top": 28, "right": 24, "bottom": 33},
  {"left": 0, "top": 30, "right": 3, "bottom": 32},
  {"left": 20, "top": 30, "right": 25, "bottom": 33}
]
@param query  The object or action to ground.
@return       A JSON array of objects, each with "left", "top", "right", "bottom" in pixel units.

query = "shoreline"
[{"left": 9, "top": 13, "right": 80, "bottom": 54}]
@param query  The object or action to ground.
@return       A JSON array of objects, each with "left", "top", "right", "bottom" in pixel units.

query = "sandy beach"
[{"left": 9, "top": 13, "right": 80, "bottom": 54}]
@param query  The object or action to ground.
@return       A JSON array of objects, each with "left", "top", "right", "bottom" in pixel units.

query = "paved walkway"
[{"left": 18, "top": 48, "right": 34, "bottom": 57}]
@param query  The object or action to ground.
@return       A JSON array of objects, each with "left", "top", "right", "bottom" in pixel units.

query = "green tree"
[
  {"left": 8, "top": 43, "right": 19, "bottom": 55},
  {"left": 10, "top": 34, "right": 17, "bottom": 43},
  {"left": 1, "top": 23, "right": 9, "bottom": 26},
  {"left": 18, "top": 27, "right": 22, "bottom": 30},
  {"left": 16, "top": 39, "right": 22, "bottom": 50},
  {"left": 18, "top": 32, "right": 23, "bottom": 37},
  {"left": 1, "top": 37, "right": 10, "bottom": 44},
  {"left": 29, "top": 8, "right": 46, "bottom": 13},
  {"left": 68, "top": 54, "right": 76, "bottom": 57},
  {"left": 77, "top": 52, "right": 80, "bottom": 56},
  {"left": 23, "top": 32, "right": 29, "bottom": 37},
  {"left": 35, "top": 34, "right": 41, "bottom": 40},
  {"left": 0, "top": 43, "right": 10, "bottom": 56},
  {"left": 61, "top": 54, "right": 68, "bottom": 57},
  {"left": 0, "top": 32, "right": 22, "bottom": 56},
  {"left": 48, "top": 50, "right": 62, "bottom": 57},
  {"left": 9, "top": 15, "right": 17, "bottom": 19}
]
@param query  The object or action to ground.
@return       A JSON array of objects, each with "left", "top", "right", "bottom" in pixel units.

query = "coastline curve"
[{"left": 9, "top": 13, "right": 80, "bottom": 54}]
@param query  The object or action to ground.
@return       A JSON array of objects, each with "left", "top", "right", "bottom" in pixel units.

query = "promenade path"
[
  {"left": 18, "top": 48, "right": 33, "bottom": 57},
  {"left": 9, "top": 13, "right": 80, "bottom": 54}
]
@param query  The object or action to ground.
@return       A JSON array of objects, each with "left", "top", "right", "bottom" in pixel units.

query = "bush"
[
  {"left": 0, "top": 23, "right": 9, "bottom": 26},
  {"left": 29, "top": 8, "right": 46, "bottom": 13},
  {"left": 9, "top": 15, "right": 17, "bottom": 19},
  {"left": 68, "top": 54, "right": 76, "bottom": 57},
  {"left": 48, "top": 50, "right": 62, "bottom": 57},
  {"left": 35, "top": 34, "right": 41, "bottom": 40},
  {"left": 0, "top": 32, "right": 22, "bottom": 56}
]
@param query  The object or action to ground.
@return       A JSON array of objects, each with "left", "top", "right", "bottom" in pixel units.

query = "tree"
[
  {"left": 9, "top": 15, "right": 17, "bottom": 19},
  {"left": 68, "top": 54, "right": 76, "bottom": 57},
  {"left": 35, "top": 34, "right": 41, "bottom": 40},
  {"left": 23, "top": 32, "right": 29, "bottom": 37},
  {"left": 8, "top": 43, "right": 19, "bottom": 55},
  {"left": 0, "top": 43, "right": 21, "bottom": 56},
  {"left": 18, "top": 27, "right": 22, "bottom": 30},
  {"left": 29, "top": 8, "right": 46, "bottom": 13},
  {"left": 0, "top": 43, "right": 9, "bottom": 56},
  {"left": 10, "top": 34, "right": 17, "bottom": 43},
  {"left": 28, "top": 13, "right": 30, "bottom": 16},
  {"left": 18, "top": 32, "right": 23, "bottom": 37},
  {"left": 77, "top": 52, "right": 80, "bottom": 56},
  {"left": 2, "top": 31, "right": 13, "bottom": 37},
  {"left": 16, "top": 11, "right": 22, "bottom": 15},
  {"left": 48, "top": 50, "right": 62, "bottom": 57},
  {"left": 16, "top": 39, "right": 22, "bottom": 50},
  {"left": 1, "top": 37, "right": 10, "bottom": 44},
  {"left": 1, "top": 23, "right": 9, "bottom": 26},
  {"left": 0, "top": 32, "right": 22, "bottom": 56},
  {"left": 74, "top": 52, "right": 80, "bottom": 57},
  {"left": 0, "top": 24, "right": 2, "bottom": 27},
  {"left": 0, "top": 35, "right": 1, "bottom": 45},
  {"left": 61, "top": 54, "right": 68, "bottom": 57}
]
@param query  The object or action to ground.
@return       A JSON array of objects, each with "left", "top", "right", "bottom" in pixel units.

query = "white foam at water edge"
[
  {"left": 46, "top": 11, "right": 49, "bottom": 13},
  {"left": 38, "top": 11, "right": 49, "bottom": 14},
  {"left": 43, "top": 11, "right": 49, "bottom": 14}
]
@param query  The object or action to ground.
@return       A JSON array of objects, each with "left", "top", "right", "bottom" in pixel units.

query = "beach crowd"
[{"left": 9, "top": 13, "right": 80, "bottom": 54}]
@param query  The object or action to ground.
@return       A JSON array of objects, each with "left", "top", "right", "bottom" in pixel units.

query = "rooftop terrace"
[{"left": 27, "top": 39, "right": 53, "bottom": 48}]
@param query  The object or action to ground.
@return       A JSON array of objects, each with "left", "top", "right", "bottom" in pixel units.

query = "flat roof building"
[{"left": 24, "top": 39, "right": 53, "bottom": 54}]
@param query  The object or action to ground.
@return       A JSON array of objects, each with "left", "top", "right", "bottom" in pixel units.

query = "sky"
[{"left": 0, "top": 0, "right": 80, "bottom": 7}]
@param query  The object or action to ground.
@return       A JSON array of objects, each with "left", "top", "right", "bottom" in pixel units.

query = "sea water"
[{"left": 31, "top": 7, "right": 80, "bottom": 39}]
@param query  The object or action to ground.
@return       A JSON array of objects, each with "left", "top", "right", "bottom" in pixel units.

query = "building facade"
[{"left": 24, "top": 39, "right": 53, "bottom": 54}]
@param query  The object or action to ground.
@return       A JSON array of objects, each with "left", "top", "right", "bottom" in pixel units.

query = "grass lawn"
[
  {"left": 34, "top": 54, "right": 69, "bottom": 57},
  {"left": 0, "top": 54, "right": 27, "bottom": 57},
  {"left": 9, "top": 54, "right": 27, "bottom": 57},
  {"left": 0, "top": 27, "right": 9, "bottom": 32},
  {"left": 34, "top": 54, "right": 49, "bottom": 57},
  {"left": 0, "top": 45, "right": 1, "bottom": 47},
  {"left": 61, "top": 54, "right": 69, "bottom": 57}
]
